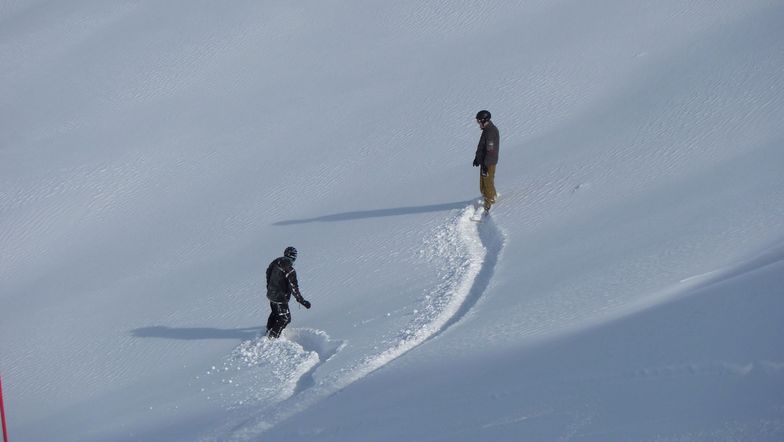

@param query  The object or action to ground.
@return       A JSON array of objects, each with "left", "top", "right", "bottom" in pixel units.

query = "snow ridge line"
[{"left": 226, "top": 206, "right": 504, "bottom": 440}]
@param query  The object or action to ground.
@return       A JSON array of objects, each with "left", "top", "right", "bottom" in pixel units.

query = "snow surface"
[{"left": 1, "top": 0, "right": 783, "bottom": 441}]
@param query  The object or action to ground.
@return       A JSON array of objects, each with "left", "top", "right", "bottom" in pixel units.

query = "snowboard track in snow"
[
  {"left": 332, "top": 205, "right": 505, "bottom": 388},
  {"left": 223, "top": 205, "right": 505, "bottom": 440},
  {"left": 436, "top": 207, "right": 504, "bottom": 336}
]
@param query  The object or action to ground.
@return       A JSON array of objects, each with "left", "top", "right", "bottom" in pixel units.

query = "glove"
[
  {"left": 300, "top": 299, "right": 311, "bottom": 309},
  {"left": 481, "top": 165, "right": 488, "bottom": 177},
  {"left": 472, "top": 158, "right": 480, "bottom": 167}
]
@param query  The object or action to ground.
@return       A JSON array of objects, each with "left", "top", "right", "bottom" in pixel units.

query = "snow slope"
[{"left": 1, "top": 0, "right": 783, "bottom": 441}]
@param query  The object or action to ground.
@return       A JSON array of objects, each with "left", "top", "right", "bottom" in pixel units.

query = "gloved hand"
[
  {"left": 472, "top": 158, "right": 480, "bottom": 167},
  {"left": 481, "top": 165, "right": 488, "bottom": 176},
  {"left": 300, "top": 299, "right": 311, "bottom": 309}
]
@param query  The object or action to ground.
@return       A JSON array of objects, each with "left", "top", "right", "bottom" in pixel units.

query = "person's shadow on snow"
[
  {"left": 273, "top": 200, "right": 472, "bottom": 225},
  {"left": 131, "top": 325, "right": 263, "bottom": 341}
]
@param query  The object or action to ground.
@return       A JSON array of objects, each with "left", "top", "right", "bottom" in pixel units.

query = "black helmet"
[
  {"left": 476, "top": 110, "right": 491, "bottom": 121},
  {"left": 284, "top": 246, "right": 298, "bottom": 261}
]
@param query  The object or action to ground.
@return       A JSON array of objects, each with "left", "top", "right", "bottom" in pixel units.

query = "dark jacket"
[
  {"left": 474, "top": 122, "right": 500, "bottom": 167},
  {"left": 266, "top": 257, "right": 304, "bottom": 304}
]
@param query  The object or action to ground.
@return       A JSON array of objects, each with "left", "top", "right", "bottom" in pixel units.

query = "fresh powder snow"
[{"left": 1, "top": 1, "right": 783, "bottom": 441}]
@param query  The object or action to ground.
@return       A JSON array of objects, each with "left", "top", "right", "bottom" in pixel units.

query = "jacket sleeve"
[
  {"left": 284, "top": 266, "right": 305, "bottom": 303},
  {"left": 474, "top": 133, "right": 485, "bottom": 164}
]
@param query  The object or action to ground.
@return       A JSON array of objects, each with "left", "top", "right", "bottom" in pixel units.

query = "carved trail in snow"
[
  {"left": 340, "top": 205, "right": 505, "bottom": 385},
  {"left": 217, "top": 205, "right": 504, "bottom": 440}
]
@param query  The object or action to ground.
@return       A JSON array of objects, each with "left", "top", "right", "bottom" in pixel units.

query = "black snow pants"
[{"left": 266, "top": 301, "right": 291, "bottom": 338}]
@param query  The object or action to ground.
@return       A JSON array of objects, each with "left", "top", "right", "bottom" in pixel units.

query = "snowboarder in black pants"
[{"left": 266, "top": 246, "right": 311, "bottom": 339}]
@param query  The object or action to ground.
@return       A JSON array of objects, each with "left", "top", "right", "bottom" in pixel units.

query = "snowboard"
[
  {"left": 471, "top": 193, "right": 500, "bottom": 222},
  {"left": 470, "top": 205, "right": 488, "bottom": 222}
]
